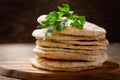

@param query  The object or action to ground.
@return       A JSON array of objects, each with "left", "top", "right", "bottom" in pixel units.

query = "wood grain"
[{"left": 0, "top": 44, "right": 120, "bottom": 80}]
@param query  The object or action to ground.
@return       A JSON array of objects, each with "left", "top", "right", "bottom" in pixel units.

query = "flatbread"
[
  {"left": 35, "top": 46, "right": 105, "bottom": 55},
  {"left": 31, "top": 58, "right": 102, "bottom": 71},
  {"left": 36, "top": 15, "right": 106, "bottom": 37},
  {"left": 33, "top": 47, "right": 106, "bottom": 61},
  {"left": 36, "top": 55, "right": 107, "bottom": 69},
  {"left": 58, "top": 22, "right": 106, "bottom": 37},
  {"left": 49, "top": 39, "right": 109, "bottom": 46},
  {"left": 32, "top": 53, "right": 107, "bottom": 69},
  {"left": 37, "top": 40, "right": 107, "bottom": 50},
  {"left": 32, "top": 29, "right": 106, "bottom": 40}
]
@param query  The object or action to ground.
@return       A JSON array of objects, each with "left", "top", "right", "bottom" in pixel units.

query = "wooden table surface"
[{"left": 0, "top": 43, "right": 120, "bottom": 80}]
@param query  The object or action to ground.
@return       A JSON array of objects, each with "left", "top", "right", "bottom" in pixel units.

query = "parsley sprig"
[{"left": 37, "top": 3, "right": 86, "bottom": 40}]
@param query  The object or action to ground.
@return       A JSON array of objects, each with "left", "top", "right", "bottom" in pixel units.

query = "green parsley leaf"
[
  {"left": 70, "top": 20, "right": 83, "bottom": 29},
  {"left": 78, "top": 16, "right": 86, "bottom": 24},
  {"left": 70, "top": 16, "right": 86, "bottom": 29},
  {"left": 36, "top": 25, "right": 47, "bottom": 29},
  {"left": 41, "top": 20, "right": 50, "bottom": 27},
  {"left": 55, "top": 19, "right": 67, "bottom": 31},
  {"left": 57, "top": 12, "right": 63, "bottom": 19},
  {"left": 46, "top": 11, "right": 58, "bottom": 22},
  {"left": 68, "top": 14, "right": 78, "bottom": 20},
  {"left": 58, "top": 3, "right": 70, "bottom": 14},
  {"left": 43, "top": 26, "right": 54, "bottom": 40},
  {"left": 36, "top": 25, "right": 41, "bottom": 28}
]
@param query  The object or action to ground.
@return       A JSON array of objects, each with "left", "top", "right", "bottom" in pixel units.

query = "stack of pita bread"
[{"left": 31, "top": 16, "right": 109, "bottom": 71}]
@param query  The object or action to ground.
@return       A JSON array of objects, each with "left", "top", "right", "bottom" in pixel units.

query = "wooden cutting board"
[
  {"left": 0, "top": 58, "right": 119, "bottom": 80},
  {"left": 0, "top": 44, "right": 119, "bottom": 80}
]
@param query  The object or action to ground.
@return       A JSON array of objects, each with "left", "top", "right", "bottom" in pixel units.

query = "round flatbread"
[
  {"left": 35, "top": 46, "right": 105, "bottom": 55},
  {"left": 31, "top": 58, "right": 102, "bottom": 71},
  {"left": 51, "top": 39, "right": 109, "bottom": 46},
  {"left": 37, "top": 40, "right": 107, "bottom": 50},
  {"left": 32, "top": 29, "right": 106, "bottom": 41},
  {"left": 36, "top": 15, "right": 106, "bottom": 37},
  {"left": 33, "top": 47, "right": 107, "bottom": 61},
  {"left": 31, "top": 53, "right": 107, "bottom": 71},
  {"left": 58, "top": 22, "right": 106, "bottom": 37},
  {"left": 34, "top": 54, "right": 107, "bottom": 69}
]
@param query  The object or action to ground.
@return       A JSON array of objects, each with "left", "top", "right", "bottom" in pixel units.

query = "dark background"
[{"left": 0, "top": 0, "right": 120, "bottom": 43}]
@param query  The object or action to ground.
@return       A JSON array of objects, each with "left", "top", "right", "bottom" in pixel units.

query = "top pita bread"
[
  {"left": 36, "top": 14, "right": 106, "bottom": 37},
  {"left": 32, "top": 29, "right": 106, "bottom": 40},
  {"left": 58, "top": 22, "right": 106, "bottom": 36}
]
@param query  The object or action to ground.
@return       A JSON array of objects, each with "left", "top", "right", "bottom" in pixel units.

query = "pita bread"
[
  {"left": 50, "top": 39, "right": 109, "bottom": 46},
  {"left": 31, "top": 58, "right": 102, "bottom": 71},
  {"left": 35, "top": 46, "right": 105, "bottom": 55},
  {"left": 32, "top": 29, "right": 106, "bottom": 41},
  {"left": 32, "top": 54, "right": 107, "bottom": 69},
  {"left": 58, "top": 22, "right": 106, "bottom": 37},
  {"left": 36, "top": 15, "right": 106, "bottom": 37},
  {"left": 33, "top": 48, "right": 106, "bottom": 61},
  {"left": 37, "top": 40, "right": 107, "bottom": 50}
]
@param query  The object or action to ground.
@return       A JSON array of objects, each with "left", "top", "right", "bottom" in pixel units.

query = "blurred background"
[{"left": 0, "top": 0, "right": 120, "bottom": 43}]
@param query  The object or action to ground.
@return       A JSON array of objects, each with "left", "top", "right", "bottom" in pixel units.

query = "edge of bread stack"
[{"left": 31, "top": 17, "right": 109, "bottom": 71}]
